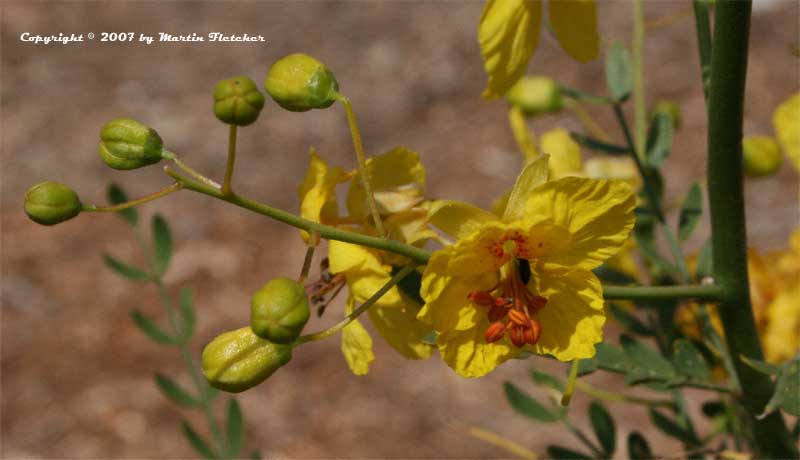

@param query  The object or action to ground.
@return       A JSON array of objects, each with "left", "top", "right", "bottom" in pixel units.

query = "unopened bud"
[
  {"left": 24, "top": 181, "right": 82, "bottom": 225},
  {"left": 98, "top": 118, "right": 167, "bottom": 170},
  {"left": 264, "top": 53, "right": 339, "bottom": 112},
  {"left": 250, "top": 277, "right": 310, "bottom": 344},
  {"left": 202, "top": 326, "right": 292, "bottom": 393},
  {"left": 651, "top": 100, "right": 682, "bottom": 130},
  {"left": 505, "top": 76, "right": 563, "bottom": 116},
  {"left": 213, "top": 76, "right": 265, "bottom": 126},
  {"left": 743, "top": 135, "right": 782, "bottom": 177}
]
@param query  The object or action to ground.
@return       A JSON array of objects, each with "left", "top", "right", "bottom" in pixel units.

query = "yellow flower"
[
  {"left": 773, "top": 92, "right": 800, "bottom": 172},
  {"left": 478, "top": 0, "right": 599, "bottom": 98},
  {"left": 421, "top": 158, "right": 636, "bottom": 377},
  {"left": 297, "top": 147, "right": 349, "bottom": 241},
  {"left": 298, "top": 148, "right": 435, "bottom": 375},
  {"left": 676, "top": 230, "right": 800, "bottom": 364}
]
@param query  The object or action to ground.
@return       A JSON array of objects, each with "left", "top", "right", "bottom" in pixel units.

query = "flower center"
[{"left": 468, "top": 259, "right": 547, "bottom": 348}]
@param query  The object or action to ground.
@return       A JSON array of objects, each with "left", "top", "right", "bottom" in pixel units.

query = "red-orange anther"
[
  {"left": 508, "top": 309, "right": 529, "bottom": 327},
  {"left": 509, "top": 326, "right": 526, "bottom": 348},
  {"left": 484, "top": 321, "right": 507, "bottom": 343},
  {"left": 529, "top": 295, "right": 548, "bottom": 312},
  {"left": 528, "top": 318, "right": 541, "bottom": 344}
]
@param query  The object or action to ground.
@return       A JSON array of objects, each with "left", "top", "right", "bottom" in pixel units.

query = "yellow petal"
[
  {"left": 384, "top": 208, "right": 440, "bottom": 247},
  {"left": 508, "top": 105, "right": 539, "bottom": 162},
  {"left": 583, "top": 157, "right": 642, "bottom": 190},
  {"left": 347, "top": 146, "right": 426, "bottom": 219},
  {"left": 549, "top": 0, "right": 600, "bottom": 62},
  {"left": 491, "top": 190, "right": 511, "bottom": 217},
  {"left": 427, "top": 199, "right": 498, "bottom": 240},
  {"left": 437, "top": 317, "right": 519, "bottom": 377},
  {"left": 479, "top": 0, "right": 543, "bottom": 99},
  {"left": 297, "top": 148, "right": 347, "bottom": 241},
  {"left": 540, "top": 128, "right": 583, "bottom": 179},
  {"left": 329, "top": 240, "right": 404, "bottom": 308},
  {"left": 503, "top": 154, "right": 550, "bottom": 222},
  {"left": 525, "top": 177, "right": 636, "bottom": 270},
  {"left": 762, "top": 284, "right": 800, "bottom": 363},
  {"left": 773, "top": 92, "right": 800, "bottom": 171},
  {"left": 418, "top": 267, "right": 488, "bottom": 332},
  {"left": 530, "top": 266, "right": 605, "bottom": 361},
  {"left": 368, "top": 304, "right": 434, "bottom": 360},
  {"left": 341, "top": 295, "right": 375, "bottom": 375}
]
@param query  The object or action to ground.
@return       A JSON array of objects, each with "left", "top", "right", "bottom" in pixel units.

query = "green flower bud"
[
  {"left": 250, "top": 277, "right": 310, "bottom": 344},
  {"left": 505, "top": 76, "right": 563, "bottom": 116},
  {"left": 98, "top": 118, "right": 166, "bottom": 170},
  {"left": 264, "top": 53, "right": 339, "bottom": 112},
  {"left": 24, "top": 181, "right": 82, "bottom": 225},
  {"left": 651, "top": 100, "right": 682, "bottom": 130},
  {"left": 213, "top": 76, "right": 266, "bottom": 126},
  {"left": 202, "top": 326, "right": 292, "bottom": 393},
  {"left": 743, "top": 135, "right": 783, "bottom": 178}
]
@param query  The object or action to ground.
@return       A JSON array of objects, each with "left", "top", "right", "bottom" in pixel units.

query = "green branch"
[
  {"left": 602, "top": 284, "right": 723, "bottom": 301},
  {"left": 164, "top": 167, "right": 430, "bottom": 265},
  {"left": 692, "top": 0, "right": 713, "bottom": 101},
  {"left": 706, "top": 1, "right": 796, "bottom": 456}
]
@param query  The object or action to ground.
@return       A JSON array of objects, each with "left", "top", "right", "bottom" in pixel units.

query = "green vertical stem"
[
  {"left": 706, "top": 1, "right": 796, "bottom": 457},
  {"left": 692, "top": 0, "right": 713, "bottom": 102},
  {"left": 221, "top": 125, "right": 237, "bottom": 196},
  {"left": 632, "top": 0, "right": 647, "bottom": 157}
]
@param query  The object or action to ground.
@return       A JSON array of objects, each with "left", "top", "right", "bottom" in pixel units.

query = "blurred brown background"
[{"left": 2, "top": 1, "right": 798, "bottom": 458}]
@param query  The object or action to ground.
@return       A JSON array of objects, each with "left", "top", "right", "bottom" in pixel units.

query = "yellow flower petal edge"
[
  {"left": 341, "top": 295, "right": 375, "bottom": 375},
  {"left": 427, "top": 200, "right": 498, "bottom": 240},
  {"left": 525, "top": 176, "right": 636, "bottom": 270},
  {"left": 549, "top": 0, "right": 600, "bottom": 63},
  {"left": 479, "top": 0, "right": 543, "bottom": 99},
  {"left": 346, "top": 146, "right": 426, "bottom": 218},
  {"left": 329, "top": 240, "right": 405, "bottom": 308},
  {"left": 540, "top": 128, "right": 583, "bottom": 179},
  {"left": 773, "top": 92, "right": 800, "bottom": 172},
  {"left": 503, "top": 154, "right": 550, "bottom": 222},
  {"left": 297, "top": 148, "right": 347, "bottom": 241},
  {"left": 529, "top": 266, "right": 605, "bottom": 360},
  {"left": 368, "top": 304, "right": 434, "bottom": 360},
  {"left": 437, "top": 320, "right": 518, "bottom": 378}
]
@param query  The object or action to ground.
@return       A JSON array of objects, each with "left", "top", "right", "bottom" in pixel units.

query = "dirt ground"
[{"left": 2, "top": 1, "right": 798, "bottom": 459}]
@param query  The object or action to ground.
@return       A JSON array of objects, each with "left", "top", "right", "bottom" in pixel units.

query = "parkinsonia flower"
[
  {"left": 298, "top": 147, "right": 436, "bottom": 375},
  {"left": 419, "top": 157, "right": 636, "bottom": 377}
]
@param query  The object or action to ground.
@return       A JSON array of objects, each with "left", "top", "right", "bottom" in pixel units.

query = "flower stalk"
[
  {"left": 221, "top": 125, "right": 238, "bottom": 195},
  {"left": 82, "top": 182, "right": 183, "bottom": 213},
  {"left": 336, "top": 94, "right": 385, "bottom": 236}
]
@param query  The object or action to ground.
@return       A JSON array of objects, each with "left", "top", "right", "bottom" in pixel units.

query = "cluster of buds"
[{"left": 202, "top": 277, "right": 310, "bottom": 392}]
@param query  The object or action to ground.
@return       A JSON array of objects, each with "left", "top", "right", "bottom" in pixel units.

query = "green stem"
[
  {"left": 132, "top": 229, "right": 226, "bottom": 457},
  {"left": 335, "top": 94, "right": 385, "bottom": 236},
  {"left": 692, "top": 0, "right": 713, "bottom": 102},
  {"left": 632, "top": 0, "right": 647, "bottom": 157},
  {"left": 706, "top": 1, "right": 796, "bottom": 456},
  {"left": 560, "top": 360, "right": 579, "bottom": 406},
  {"left": 221, "top": 125, "right": 237, "bottom": 196},
  {"left": 83, "top": 182, "right": 183, "bottom": 212},
  {"left": 573, "top": 380, "right": 674, "bottom": 408},
  {"left": 165, "top": 166, "right": 430, "bottom": 264},
  {"left": 294, "top": 264, "right": 417, "bottom": 344},
  {"left": 602, "top": 284, "right": 722, "bottom": 301},
  {"left": 613, "top": 104, "right": 691, "bottom": 280},
  {"left": 167, "top": 153, "right": 221, "bottom": 189}
]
